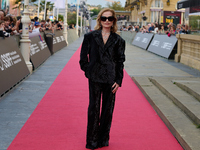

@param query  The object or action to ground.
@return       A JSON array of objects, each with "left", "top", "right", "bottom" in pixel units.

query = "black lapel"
[
  {"left": 104, "top": 32, "right": 117, "bottom": 52},
  {"left": 92, "top": 30, "right": 104, "bottom": 49}
]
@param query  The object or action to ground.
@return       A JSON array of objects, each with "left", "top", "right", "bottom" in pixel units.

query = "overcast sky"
[{"left": 69, "top": 0, "right": 126, "bottom": 7}]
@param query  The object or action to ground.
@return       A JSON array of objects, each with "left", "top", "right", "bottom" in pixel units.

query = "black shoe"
[
  {"left": 98, "top": 141, "right": 109, "bottom": 148},
  {"left": 86, "top": 144, "right": 98, "bottom": 150}
]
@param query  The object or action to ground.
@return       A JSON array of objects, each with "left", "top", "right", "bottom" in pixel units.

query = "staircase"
[{"left": 132, "top": 77, "right": 200, "bottom": 150}]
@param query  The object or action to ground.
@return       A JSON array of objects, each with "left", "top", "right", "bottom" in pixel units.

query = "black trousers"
[{"left": 86, "top": 80, "right": 116, "bottom": 149}]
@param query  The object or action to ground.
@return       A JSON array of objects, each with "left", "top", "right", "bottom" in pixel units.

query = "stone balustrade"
[{"left": 175, "top": 34, "right": 200, "bottom": 71}]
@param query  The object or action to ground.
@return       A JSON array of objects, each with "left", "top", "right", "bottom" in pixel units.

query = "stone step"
[
  {"left": 132, "top": 77, "right": 200, "bottom": 150},
  {"left": 149, "top": 78, "right": 200, "bottom": 127},
  {"left": 172, "top": 80, "right": 200, "bottom": 102}
]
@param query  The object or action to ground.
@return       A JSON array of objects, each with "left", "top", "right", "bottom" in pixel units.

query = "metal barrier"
[
  {"left": 0, "top": 29, "right": 79, "bottom": 97},
  {"left": 120, "top": 31, "right": 137, "bottom": 44},
  {"left": 0, "top": 37, "right": 30, "bottom": 96}
]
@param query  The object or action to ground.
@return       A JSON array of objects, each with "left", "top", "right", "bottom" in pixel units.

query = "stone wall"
[{"left": 175, "top": 34, "right": 200, "bottom": 71}]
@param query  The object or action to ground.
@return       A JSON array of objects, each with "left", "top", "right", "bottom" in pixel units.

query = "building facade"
[{"left": 125, "top": 0, "right": 185, "bottom": 25}]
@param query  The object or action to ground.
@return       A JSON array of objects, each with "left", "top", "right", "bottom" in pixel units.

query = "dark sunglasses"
[{"left": 100, "top": 16, "right": 115, "bottom": 22}]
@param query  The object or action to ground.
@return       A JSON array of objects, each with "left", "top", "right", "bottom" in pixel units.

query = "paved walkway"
[{"left": 0, "top": 36, "right": 200, "bottom": 150}]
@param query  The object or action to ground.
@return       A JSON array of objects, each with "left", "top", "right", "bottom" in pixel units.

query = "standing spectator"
[
  {"left": 153, "top": 23, "right": 158, "bottom": 34},
  {"left": 158, "top": 24, "right": 165, "bottom": 34},
  {"left": 141, "top": 26, "right": 148, "bottom": 33},
  {"left": 0, "top": 10, "right": 6, "bottom": 21},
  {"left": 4, "top": 16, "right": 12, "bottom": 34},
  {"left": 127, "top": 24, "right": 133, "bottom": 31},
  {"left": 122, "top": 25, "right": 127, "bottom": 31},
  {"left": 0, "top": 20, "right": 9, "bottom": 37},
  {"left": 16, "top": 16, "right": 22, "bottom": 33},
  {"left": 135, "top": 25, "right": 139, "bottom": 32},
  {"left": 176, "top": 24, "right": 182, "bottom": 34},
  {"left": 167, "top": 25, "right": 176, "bottom": 37},
  {"left": 148, "top": 23, "right": 154, "bottom": 33},
  {"left": 45, "top": 19, "right": 51, "bottom": 30},
  {"left": 182, "top": 24, "right": 189, "bottom": 34},
  {"left": 34, "top": 16, "right": 39, "bottom": 26},
  {"left": 40, "top": 20, "right": 46, "bottom": 30}
]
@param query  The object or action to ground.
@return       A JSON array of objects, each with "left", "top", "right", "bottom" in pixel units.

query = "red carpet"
[{"left": 8, "top": 45, "right": 183, "bottom": 150}]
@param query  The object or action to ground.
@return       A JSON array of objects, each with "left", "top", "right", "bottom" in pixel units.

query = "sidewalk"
[{"left": 0, "top": 36, "right": 200, "bottom": 150}]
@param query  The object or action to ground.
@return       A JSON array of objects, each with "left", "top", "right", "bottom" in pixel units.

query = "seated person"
[{"left": 55, "top": 21, "right": 63, "bottom": 30}]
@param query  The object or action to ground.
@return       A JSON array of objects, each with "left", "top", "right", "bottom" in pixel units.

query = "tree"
[
  {"left": 106, "top": 1, "right": 125, "bottom": 11},
  {"left": 90, "top": 8, "right": 101, "bottom": 17},
  {"left": 58, "top": 14, "right": 63, "bottom": 21},
  {"left": 67, "top": 12, "right": 80, "bottom": 26},
  {"left": 13, "top": 0, "right": 37, "bottom": 16},
  {"left": 34, "top": 0, "right": 54, "bottom": 20}
]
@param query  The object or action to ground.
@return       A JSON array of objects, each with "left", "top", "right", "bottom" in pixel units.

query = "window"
[
  {"left": 151, "top": 0, "right": 163, "bottom": 8},
  {"left": 151, "top": 0, "right": 163, "bottom": 23}
]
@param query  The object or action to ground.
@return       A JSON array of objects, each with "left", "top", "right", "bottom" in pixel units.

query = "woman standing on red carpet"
[{"left": 79, "top": 8, "right": 125, "bottom": 150}]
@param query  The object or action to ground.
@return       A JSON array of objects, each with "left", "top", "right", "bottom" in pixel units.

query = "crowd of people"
[
  {"left": 120, "top": 22, "right": 191, "bottom": 36},
  {"left": 0, "top": 9, "right": 67, "bottom": 38}
]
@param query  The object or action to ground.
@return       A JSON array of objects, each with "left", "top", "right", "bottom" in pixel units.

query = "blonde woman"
[{"left": 79, "top": 8, "right": 126, "bottom": 150}]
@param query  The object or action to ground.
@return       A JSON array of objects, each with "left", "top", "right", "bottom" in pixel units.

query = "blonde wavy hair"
[{"left": 94, "top": 8, "right": 118, "bottom": 33}]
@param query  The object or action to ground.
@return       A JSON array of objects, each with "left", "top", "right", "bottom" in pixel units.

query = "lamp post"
[
  {"left": 37, "top": 0, "right": 40, "bottom": 18},
  {"left": 63, "top": 0, "right": 68, "bottom": 44},
  {"left": 20, "top": 0, "right": 32, "bottom": 73},
  {"left": 76, "top": 0, "right": 80, "bottom": 35},
  {"left": 57, "top": 7, "right": 59, "bottom": 20},
  {"left": 53, "top": 3, "right": 55, "bottom": 20},
  {"left": 80, "top": 11, "right": 83, "bottom": 34},
  {"left": 44, "top": 0, "right": 47, "bottom": 20}
]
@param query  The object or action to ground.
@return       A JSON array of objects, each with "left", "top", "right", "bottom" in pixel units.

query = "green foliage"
[
  {"left": 106, "top": 1, "right": 125, "bottom": 11},
  {"left": 90, "top": 8, "right": 101, "bottom": 17},
  {"left": 189, "top": 15, "right": 200, "bottom": 30},
  {"left": 34, "top": 0, "right": 54, "bottom": 20},
  {"left": 34, "top": 0, "right": 54, "bottom": 13},
  {"left": 67, "top": 13, "right": 80, "bottom": 26},
  {"left": 13, "top": 0, "right": 37, "bottom": 10},
  {"left": 67, "top": 13, "right": 77, "bottom": 25},
  {"left": 58, "top": 14, "right": 63, "bottom": 21}
]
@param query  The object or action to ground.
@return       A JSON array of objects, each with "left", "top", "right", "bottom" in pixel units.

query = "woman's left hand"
[{"left": 112, "top": 82, "right": 119, "bottom": 94}]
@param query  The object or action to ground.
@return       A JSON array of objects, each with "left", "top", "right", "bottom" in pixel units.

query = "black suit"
[{"left": 79, "top": 30, "right": 125, "bottom": 149}]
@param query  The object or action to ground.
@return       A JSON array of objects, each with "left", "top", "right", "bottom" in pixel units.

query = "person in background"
[
  {"left": 176, "top": 24, "right": 182, "bottom": 34},
  {"left": 153, "top": 23, "right": 158, "bottom": 34},
  {"left": 45, "top": 19, "right": 51, "bottom": 30},
  {"left": 55, "top": 20, "right": 62, "bottom": 30},
  {"left": 30, "top": 19, "right": 35, "bottom": 30},
  {"left": 0, "top": 10, "right": 6, "bottom": 21},
  {"left": 127, "top": 24, "right": 133, "bottom": 31},
  {"left": 0, "top": 20, "right": 10, "bottom": 37},
  {"left": 40, "top": 20, "right": 46, "bottom": 30},
  {"left": 16, "top": 16, "right": 22, "bottom": 34},
  {"left": 167, "top": 25, "right": 176, "bottom": 37},
  {"left": 158, "top": 24, "right": 165, "bottom": 34},
  {"left": 135, "top": 25, "right": 139, "bottom": 32},
  {"left": 182, "top": 24, "right": 189, "bottom": 34},
  {"left": 148, "top": 23, "right": 154, "bottom": 33},
  {"left": 141, "top": 25, "right": 148, "bottom": 33},
  {"left": 34, "top": 16, "right": 39, "bottom": 26}
]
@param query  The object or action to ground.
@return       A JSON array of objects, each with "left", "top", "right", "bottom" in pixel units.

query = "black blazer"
[{"left": 79, "top": 30, "right": 125, "bottom": 86}]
